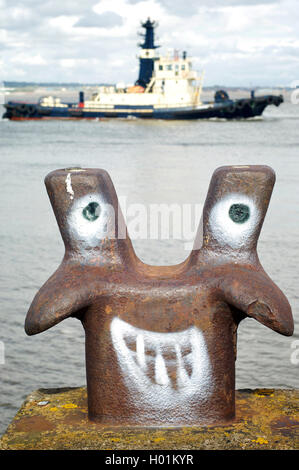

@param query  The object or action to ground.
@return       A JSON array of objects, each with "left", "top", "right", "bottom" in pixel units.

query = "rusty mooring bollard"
[{"left": 25, "top": 166, "right": 293, "bottom": 426}]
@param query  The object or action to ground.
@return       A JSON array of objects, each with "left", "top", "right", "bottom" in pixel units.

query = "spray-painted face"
[{"left": 25, "top": 165, "right": 293, "bottom": 426}]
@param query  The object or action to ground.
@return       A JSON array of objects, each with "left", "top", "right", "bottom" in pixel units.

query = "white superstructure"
[{"left": 84, "top": 50, "right": 204, "bottom": 110}]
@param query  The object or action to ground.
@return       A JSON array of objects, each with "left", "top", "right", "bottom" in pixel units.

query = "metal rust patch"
[
  {"left": 271, "top": 416, "right": 299, "bottom": 437},
  {"left": 13, "top": 416, "right": 55, "bottom": 433}
]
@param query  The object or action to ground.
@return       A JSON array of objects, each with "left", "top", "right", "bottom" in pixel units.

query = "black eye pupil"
[
  {"left": 82, "top": 202, "right": 101, "bottom": 221},
  {"left": 229, "top": 203, "right": 250, "bottom": 224}
]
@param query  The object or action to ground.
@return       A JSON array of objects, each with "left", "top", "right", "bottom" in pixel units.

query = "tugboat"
[{"left": 3, "top": 19, "right": 283, "bottom": 121}]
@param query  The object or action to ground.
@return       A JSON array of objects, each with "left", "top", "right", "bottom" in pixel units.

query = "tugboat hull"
[{"left": 3, "top": 94, "right": 283, "bottom": 121}]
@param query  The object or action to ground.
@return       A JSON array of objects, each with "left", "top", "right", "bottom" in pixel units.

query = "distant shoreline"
[
  {"left": 1, "top": 84, "right": 291, "bottom": 106},
  {"left": 2, "top": 81, "right": 291, "bottom": 92}
]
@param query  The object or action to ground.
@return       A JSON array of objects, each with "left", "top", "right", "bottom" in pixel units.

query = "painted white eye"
[
  {"left": 209, "top": 194, "right": 259, "bottom": 249},
  {"left": 68, "top": 194, "right": 115, "bottom": 246}
]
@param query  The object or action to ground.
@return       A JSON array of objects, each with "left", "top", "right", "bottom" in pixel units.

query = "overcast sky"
[{"left": 0, "top": 0, "right": 298, "bottom": 86}]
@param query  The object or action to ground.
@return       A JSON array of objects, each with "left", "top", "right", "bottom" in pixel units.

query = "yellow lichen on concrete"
[
  {"left": 0, "top": 388, "right": 298, "bottom": 450},
  {"left": 251, "top": 437, "right": 269, "bottom": 445}
]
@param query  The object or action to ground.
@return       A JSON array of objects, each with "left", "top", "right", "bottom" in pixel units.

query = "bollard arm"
[
  {"left": 190, "top": 164, "right": 293, "bottom": 336},
  {"left": 25, "top": 262, "right": 93, "bottom": 335},
  {"left": 218, "top": 264, "right": 293, "bottom": 336}
]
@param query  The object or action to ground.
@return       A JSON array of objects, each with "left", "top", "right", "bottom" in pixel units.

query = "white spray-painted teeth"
[
  {"left": 175, "top": 343, "right": 190, "bottom": 387},
  {"left": 111, "top": 317, "right": 212, "bottom": 410},
  {"left": 136, "top": 334, "right": 146, "bottom": 369},
  {"left": 155, "top": 349, "right": 170, "bottom": 386},
  {"left": 123, "top": 325, "right": 193, "bottom": 388}
]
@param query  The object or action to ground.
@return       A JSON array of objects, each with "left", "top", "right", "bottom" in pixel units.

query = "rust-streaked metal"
[{"left": 25, "top": 165, "right": 293, "bottom": 426}]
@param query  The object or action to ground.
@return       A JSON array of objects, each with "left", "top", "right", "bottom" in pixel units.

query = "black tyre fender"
[
  {"left": 267, "top": 96, "right": 274, "bottom": 104},
  {"left": 27, "top": 105, "right": 36, "bottom": 115},
  {"left": 18, "top": 104, "right": 29, "bottom": 116},
  {"left": 274, "top": 95, "right": 283, "bottom": 106},
  {"left": 227, "top": 104, "right": 236, "bottom": 113},
  {"left": 236, "top": 100, "right": 245, "bottom": 109},
  {"left": 18, "top": 104, "right": 27, "bottom": 112}
]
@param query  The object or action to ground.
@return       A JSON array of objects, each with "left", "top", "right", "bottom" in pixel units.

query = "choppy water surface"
[{"left": 0, "top": 100, "right": 298, "bottom": 435}]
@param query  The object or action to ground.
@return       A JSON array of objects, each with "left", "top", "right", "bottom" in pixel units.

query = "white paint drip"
[
  {"left": 209, "top": 193, "right": 259, "bottom": 249},
  {"left": 65, "top": 173, "right": 74, "bottom": 200},
  {"left": 155, "top": 350, "right": 170, "bottom": 386},
  {"left": 175, "top": 343, "right": 189, "bottom": 387},
  {"left": 110, "top": 317, "right": 212, "bottom": 412},
  {"left": 136, "top": 334, "right": 146, "bottom": 369}
]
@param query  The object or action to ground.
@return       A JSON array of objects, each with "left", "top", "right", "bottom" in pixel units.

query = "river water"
[{"left": 0, "top": 96, "right": 298, "bottom": 435}]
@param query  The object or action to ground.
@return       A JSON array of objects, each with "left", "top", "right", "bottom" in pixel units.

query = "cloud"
[
  {"left": 128, "top": 0, "right": 280, "bottom": 17},
  {"left": 75, "top": 12, "right": 123, "bottom": 28},
  {"left": 10, "top": 53, "right": 46, "bottom": 65},
  {"left": 0, "top": 0, "right": 298, "bottom": 85},
  {"left": 4, "top": 0, "right": 98, "bottom": 17},
  {"left": 0, "top": 6, "right": 40, "bottom": 31}
]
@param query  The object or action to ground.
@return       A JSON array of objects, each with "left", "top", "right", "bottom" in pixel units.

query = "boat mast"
[{"left": 135, "top": 18, "right": 159, "bottom": 88}]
